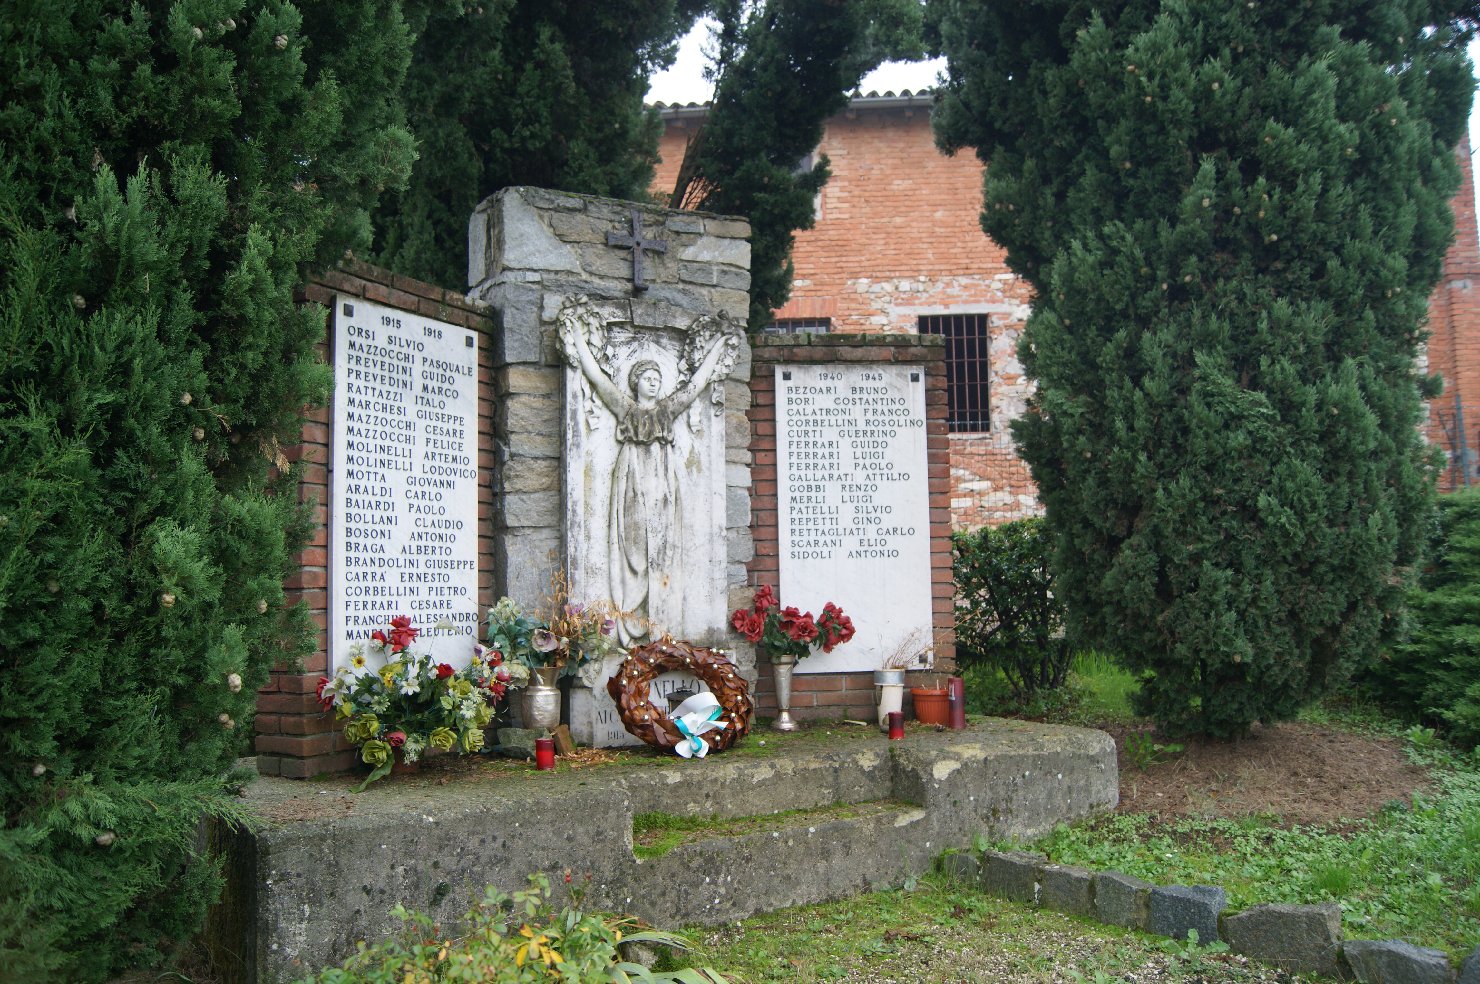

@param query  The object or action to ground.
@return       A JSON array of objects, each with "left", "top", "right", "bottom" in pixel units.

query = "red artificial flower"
[
  {"left": 436, "top": 663, "right": 454, "bottom": 679},
  {"left": 385, "top": 730, "right": 407, "bottom": 748},
  {"left": 730, "top": 607, "right": 766, "bottom": 643},
  {"left": 495, "top": 666, "right": 511, "bottom": 683},
  {"left": 753, "top": 584, "right": 777, "bottom": 614},
  {"left": 490, "top": 649, "right": 503, "bottom": 666},
  {"left": 371, "top": 629, "right": 390, "bottom": 647},
  {"left": 488, "top": 682, "right": 507, "bottom": 702},
  {"left": 315, "top": 676, "right": 334, "bottom": 709},
  {"left": 779, "top": 606, "right": 817, "bottom": 644}
]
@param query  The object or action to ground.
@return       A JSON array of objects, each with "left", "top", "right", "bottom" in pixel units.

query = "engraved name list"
[{"left": 329, "top": 297, "right": 481, "bottom": 673}]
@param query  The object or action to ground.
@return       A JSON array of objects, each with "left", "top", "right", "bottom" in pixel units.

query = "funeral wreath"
[{"left": 317, "top": 616, "right": 513, "bottom": 788}]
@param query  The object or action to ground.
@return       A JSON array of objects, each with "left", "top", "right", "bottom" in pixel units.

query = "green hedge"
[
  {"left": 952, "top": 518, "right": 1072, "bottom": 699},
  {"left": 1374, "top": 490, "right": 1480, "bottom": 748}
]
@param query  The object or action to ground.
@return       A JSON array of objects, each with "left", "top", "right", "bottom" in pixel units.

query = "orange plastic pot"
[{"left": 911, "top": 687, "right": 950, "bottom": 726}]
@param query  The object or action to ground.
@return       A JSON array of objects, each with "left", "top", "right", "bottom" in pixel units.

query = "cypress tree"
[
  {"left": 0, "top": 2, "right": 416, "bottom": 979},
  {"left": 669, "top": 0, "right": 922, "bottom": 327},
  {"left": 374, "top": 0, "right": 703, "bottom": 288},
  {"left": 931, "top": 0, "right": 1475, "bottom": 736}
]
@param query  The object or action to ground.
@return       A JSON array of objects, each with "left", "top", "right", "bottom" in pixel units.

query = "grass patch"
[
  {"left": 661, "top": 873, "right": 1280, "bottom": 982},
  {"left": 1029, "top": 743, "right": 1480, "bottom": 958},
  {"left": 962, "top": 650, "right": 1139, "bottom": 728},
  {"left": 632, "top": 801, "right": 904, "bottom": 859},
  {"left": 1069, "top": 650, "right": 1139, "bottom": 725}
]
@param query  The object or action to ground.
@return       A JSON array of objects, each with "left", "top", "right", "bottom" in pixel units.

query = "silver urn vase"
[
  {"left": 521, "top": 665, "right": 562, "bottom": 732},
  {"left": 770, "top": 652, "right": 798, "bottom": 731}
]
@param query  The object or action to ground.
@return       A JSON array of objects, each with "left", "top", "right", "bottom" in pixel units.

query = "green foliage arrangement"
[
  {"left": 303, "top": 874, "right": 729, "bottom": 984},
  {"left": 666, "top": 0, "right": 922, "bottom": 327},
  {"left": 953, "top": 519, "right": 1072, "bottom": 699},
  {"left": 0, "top": 2, "right": 416, "bottom": 979},
  {"left": 374, "top": 1, "right": 701, "bottom": 288},
  {"left": 932, "top": 0, "right": 1475, "bottom": 736},
  {"left": 1374, "top": 490, "right": 1480, "bottom": 748}
]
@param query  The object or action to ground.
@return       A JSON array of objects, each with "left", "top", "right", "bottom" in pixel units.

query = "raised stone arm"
[
  {"left": 557, "top": 297, "right": 624, "bottom": 412},
  {"left": 669, "top": 314, "right": 744, "bottom": 413}
]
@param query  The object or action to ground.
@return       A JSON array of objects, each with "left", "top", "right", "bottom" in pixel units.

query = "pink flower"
[{"left": 385, "top": 730, "right": 407, "bottom": 748}]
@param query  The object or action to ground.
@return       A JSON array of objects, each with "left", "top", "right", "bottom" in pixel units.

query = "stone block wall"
[
  {"left": 747, "top": 333, "right": 956, "bottom": 722},
  {"left": 257, "top": 262, "right": 495, "bottom": 779},
  {"left": 467, "top": 186, "right": 755, "bottom": 659}
]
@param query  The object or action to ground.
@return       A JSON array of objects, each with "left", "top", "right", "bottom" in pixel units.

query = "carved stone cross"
[{"left": 606, "top": 208, "right": 667, "bottom": 292}]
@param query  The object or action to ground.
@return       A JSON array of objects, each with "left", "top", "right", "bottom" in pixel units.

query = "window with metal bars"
[
  {"left": 764, "top": 317, "right": 831, "bottom": 334},
  {"left": 918, "top": 313, "right": 991, "bottom": 432}
]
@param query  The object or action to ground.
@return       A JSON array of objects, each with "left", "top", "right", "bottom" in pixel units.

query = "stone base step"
[{"left": 208, "top": 719, "right": 1117, "bottom": 983}]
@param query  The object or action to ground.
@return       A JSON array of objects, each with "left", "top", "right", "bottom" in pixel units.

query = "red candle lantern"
[
  {"left": 887, "top": 711, "right": 905, "bottom": 740},
  {"left": 535, "top": 737, "right": 555, "bottom": 770}
]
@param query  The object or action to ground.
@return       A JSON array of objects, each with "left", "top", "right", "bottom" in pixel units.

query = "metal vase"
[
  {"left": 521, "top": 665, "right": 562, "bottom": 733},
  {"left": 771, "top": 652, "right": 798, "bottom": 731}
]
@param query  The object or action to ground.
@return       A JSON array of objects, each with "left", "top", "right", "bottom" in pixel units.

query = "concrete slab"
[{"left": 210, "top": 720, "right": 1115, "bottom": 983}]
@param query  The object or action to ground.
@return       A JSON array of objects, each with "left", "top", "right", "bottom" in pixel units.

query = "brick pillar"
[{"left": 745, "top": 333, "right": 955, "bottom": 723}]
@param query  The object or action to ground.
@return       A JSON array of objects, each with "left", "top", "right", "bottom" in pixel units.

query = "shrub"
[
  {"left": 303, "top": 874, "right": 727, "bottom": 984},
  {"left": 0, "top": 4, "right": 416, "bottom": 979},
  {"left": 1375, "top": 490, "right": 1480, "bottom": 748},
  {"left": 932, "top": 0, "right": 1467, "bottom": 737},
  {"left": 953, "top": 519, "right": 1072, "bottom": 699}
]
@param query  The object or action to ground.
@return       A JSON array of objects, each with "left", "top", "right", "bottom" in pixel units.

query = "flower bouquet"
[
  {"left": 486, "top": 573, "right": 623, "bottom": 680},
  {"left": 729, "top": 585, "right": 855, "bottom": 661},
  {"left": 317, "top": 616, "right": 515, "bottom": 789}
]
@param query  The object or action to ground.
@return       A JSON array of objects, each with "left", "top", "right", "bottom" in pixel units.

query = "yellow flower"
[
  {"left": 514, "top": 926, "right": 563, "bottom": 969},
  {"left": 429, "top": 727, "right": 456, "bottom": 751},
  {"left": 360, "top": 739, "right": 391, "bottom": 768},
  {"left": 459, "top": 728, "right": 485, "bottom": 753},
  {"left": 350, "top": 652, "right": 367, "bottom": 670},
  {"left": 379, "top": 663, "right": 400, "bottom": 688}
]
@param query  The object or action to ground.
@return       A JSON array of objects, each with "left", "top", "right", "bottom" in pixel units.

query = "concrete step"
[{"left": 209, "top": 718, "right": 1117, "bottom": 983}]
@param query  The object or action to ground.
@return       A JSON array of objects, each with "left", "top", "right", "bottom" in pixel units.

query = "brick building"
[{"left": 655, "top": 92, "right": 1480, "bottom": 526}]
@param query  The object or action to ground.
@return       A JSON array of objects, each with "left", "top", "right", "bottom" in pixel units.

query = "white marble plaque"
[
  {"left": 328, "top": 296, "right": 481, "bottom": 673},
  {"left": 777, "top": 364, "right": 933, "bottom": 674}
]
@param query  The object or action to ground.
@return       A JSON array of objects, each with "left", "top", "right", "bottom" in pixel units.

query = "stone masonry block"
[
  {"left": 1343, "top": 940, "right": 1457, "bottom": 984},
  {"left": 726, "top": 485, "right": 751, "bottom": 528},
  {"left": 1094, "top": 871, "right": 1151, "bottom": 930},
  {"left": 942, "top": 851, "right": 980, "bottom": 884},
  {"left": 980, "top": 850, "right": 1042, "bottom": 904},
  {"left": 680, "top": 235, "right": 750, "bottom": 268},
  {"left": 1459, "top": 945, "right": 1480, "bottom": 984},
  {"left": 703, "top": 217, "right": 751, "bottom": 239},
  {"left": 664, "top": 214, "right": 705, "bottom": 234},
  {"left": 500, "top": 492, "right": 561, "bottom": 529},
  {"left": 715, "top": 266, "right": 752, "bottom": 291},
  {"left": 502, "top": 457, "right": 559, "bottom": 494},
  {"left": 1149, "top": 885, "right": 1226, "bottom": 943},
  {"left": 1039, "top": 864, "right": 1095, "bottom": 919},
  {"left": 494, "top": 191, "right": 580, "bottom": 275},
  {"left": 490, "top": 283, "right": 544, "bottom": 364},
  {"left": 1222, "top": 903, "right": 1343, "bottom": 978}
]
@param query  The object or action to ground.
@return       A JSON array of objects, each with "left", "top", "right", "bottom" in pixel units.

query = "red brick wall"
[
  {"left": 1425, "top": 138, "right": 1480, "bottom": 492},
  {"left": 658, "top": 101, "right": 1480, "bottom": 521},
  {"left": 256, "top": 262, "right": 494, "bottom": 778},
  {"left": 745, "top": 334, "right": 955, "bottom": 723}
]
